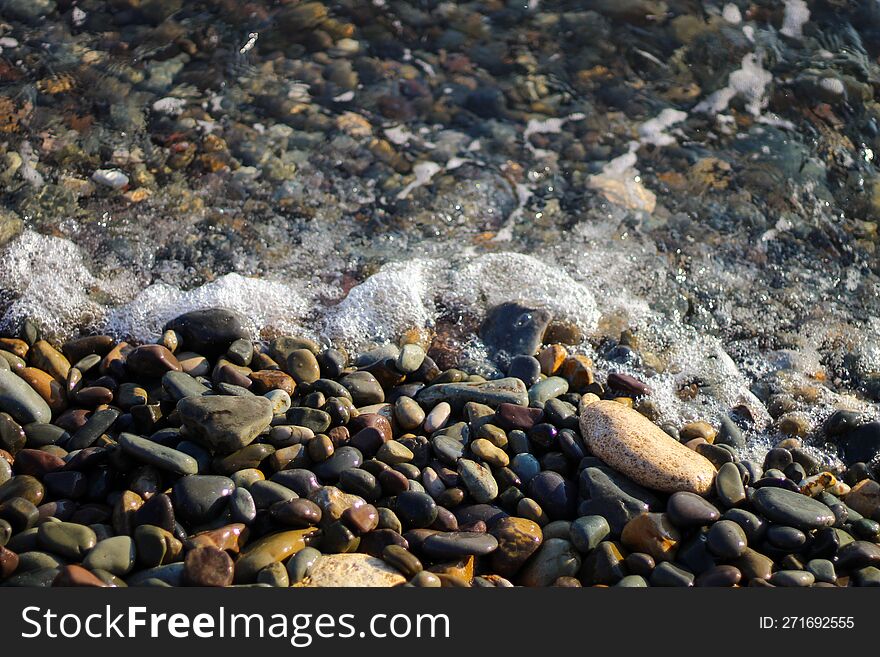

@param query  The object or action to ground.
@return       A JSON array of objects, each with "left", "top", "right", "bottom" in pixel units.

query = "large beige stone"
[
  {"left": 579, "top": 400, "right": 717, "bottom": 495},
  {"left": 301, "top": 553, "right": 405, "bottom": 587},
  {"left": 844, "top": 479, "right": 880, "bottom": 518}
]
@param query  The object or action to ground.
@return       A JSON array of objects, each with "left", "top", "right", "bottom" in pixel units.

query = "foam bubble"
[{"left": 105, "top": 273, "right": 312, "bottom": 343}]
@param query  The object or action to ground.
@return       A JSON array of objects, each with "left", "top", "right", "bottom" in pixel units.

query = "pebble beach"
[{"left": 1, "top": 0, "right": 880, "bottom": 587}]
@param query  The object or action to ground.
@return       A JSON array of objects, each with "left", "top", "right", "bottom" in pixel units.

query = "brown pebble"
[
  {"left": 184, "top": 546, "right": 234, "bottom": 586},
  {"left": 53, "top": 565, "right": 108, "bottom": 587}
]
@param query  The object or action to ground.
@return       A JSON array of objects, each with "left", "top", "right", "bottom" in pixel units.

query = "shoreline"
[{"left": 1, "top": 306, "right": 878, "bottom": 588}]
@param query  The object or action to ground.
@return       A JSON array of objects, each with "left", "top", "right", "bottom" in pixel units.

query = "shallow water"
[{"left": 3, "top": 0, "right": 880, "bottom": 460}]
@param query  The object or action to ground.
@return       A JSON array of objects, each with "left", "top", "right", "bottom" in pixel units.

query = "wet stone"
[
  {"left": 458, "top": 459, "right": 498, "bottom": 503},
  {"left": 178, "top": 395, "right": 273, "bottom": 454},
  {"left": 0, "top": 370, "right": 52, "bottom": 424},
  {"left": 621, "top": 513, "right": 680, "bottom": 562},
  {"left": 164, "top": 310, "right": 250, "bottom": 359},
  {"left": 752, "top": 487, "right": 836, "bottom": 531},
  {"left": 706, "top": 520, "right": 748, "bottom": 559},
  {"left": 666, "top": 491, "right": 721, "bottom": 528},
  {"left": 519, "top": 538, "right": 580, "bottom": 587},
  {"left": 395, "top": 491, "right": 437, "bottom": 529},
  {"left": 715, "top": 462, "right": 747, "bottom": 508},
  {"left": 171, "top": 476, "right": 235, "bottom": 524},
  {"left": 422, "top": 531, "right": 498, "bottom": 559},
  {"left": 578, "top": 467, "right": 648, "bottom": 535}
]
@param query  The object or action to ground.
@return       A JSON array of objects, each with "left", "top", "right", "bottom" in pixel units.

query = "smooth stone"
[
  {"left": 126, "top": 563, "right": 185, "bottom": 587},
  {"left": 417, "top": 378, "right": 529, "bottom": 410},
  {"left": 527, "top": 471, "right": 576, "bottom": 520},
  {"left": 286, "top": 349, "right": 321, "bottom": 385},
  {"left": 424, "top": 402, "right": 451, "bottom": 433},
  {"left": 845, "top": 479, "right": 880, "bottom": 517},
  {"left": 666, "top": 492, "right": 721, "bottom": 528},
  {"left": 257, "top": 561, "right": 290, "bottom": 587},
  {"left": 3, "top": 567, "right": 61, "bottom": 587},
  {"left": 770, "top": 570, "right": 815, "bottom": 587},
  {"left": 235, "top": 528, "right": 320, "bottom": 583},
  {"left": 836, "top": 541, "right": 880, "bottom": 572},
  {"left": 0, "top": 475, "right": 44, "bottom": 505},
  {"left": 490, "top": 516, "right": 543, "bottom": 576},
  {"left": 83, "top": 536, "right": 136, "bottom": 576},
  {"left": 508, "top": 355, "right": 542, "bottom": 386},
  {"left": 285, "top": 407, "right": 331, "bottom": 434},
  {"left": 396, "top": 344, "right": 425, "bottom": 374},
  {"left": 715, "top": 461, "right": 747, "bottom": 508},
  {"left": 270, "top": 499, "right": 322, "bottom": 527},
  {"left": 66, "top": 408, "right": 119, "bottom": 450},
  {"left": 694, "top": 565, "right": 742, "bottom": 587},
  {"left": 162, "top": 371, "right": 210, "bottom": 401},
  {"left": 421, "top": 529, "right": 498, "bottom": 559},
  {"left": 569, "top": 515, "right": 610, "bottom": 553},
  {"left": 229, "top": 487, "right": 257, "bottom": 524},
  {"left": 37, "top": 522, "right": 96, "bottom": 561},
  {"left": 118, "top": 432, "right": 198, "bottom": 475},
  {"left": 126, "top": 345, "right": 181, "bottom": 378},
  {"left": 580, "top": 401, "right": 716, "bottom": 495},
  {"left": 616, "top": 575, "right": 649, "bottom": 587},
  {"left": 302, "top": 553, "right": 405, "bottom": 587},
  {"left": 752, "top": 487, "right": 835, "bottom": 531},
  {"left": 286, "top": 546, "right": 322, "bottom": 584},
  {"left": 480, "top": 302, "right": 551, "bottom": 359},
  {"left": 178, "top": 395, "right": 273, "bottom": 454},
  {"left": 213, "top": 444, "right": 275, "bottom": 474},
  {"left": 0, "top": 370, "right": 51, "bottom": 424},
  {"left": 265, "top": 389, "right": 291, "bottom": 415},
  {"left": 134, "top": 525, "right": 182, "bottom": 567},
  {"left": 495, "top": 403, "right": 543, "bottom": 432},
  {"left": 528, "top": 377, "right": 569, "bottom": 405},
  {"left": 395, "top": 491, "right": 438, "bottom": 528},
  {"left": 731, "top": 548, "right": 774, "bottom": 582},
  {"left": 394, "top": 397, "right": 425, "bottom": 431},
  {"left": 314, "top": 446, "right": 363, "bottom": 483},
  {"left": 577, "top": 467, "right": 648, "bottom": 535},
  {"left": 171, "top": 476, "right": 235, "bottom": 524},
  {"left": 184, "top": 546, "right": 234, "bottom": 586},
  {"left": 164, "top": 309, "right": 250, "bottom": 358},
  {"left": 722, "top": 509, "right": 767, "bottom": 544},
  {"left": 0, "top": 412, "right": 26, "bottom": 454},
  {"left": 650, "top": 562, "right": 694, "bottom": 587},
  {"left": 766, "top": 525, "right": 807, "bottom": 551},
  {"left": 841, "top": 422, "right": 880, "bottom": 465},
  {"left": 706, "top": 520, "right": 747, "bottom": 559},
  {"left": 29, "top": 341, "right": 70, "bottom": 382},
  {"left": 339, "top": 371, "right": 385, "bottom": 406},
  {"left": 458, "top": 459, "right": 498, "bottom": 503},
  {"left": 518, "top": 538, "right": 580, "bottom": 587},
  {"left": 806, "top": 558, "right": 837, "bottom": 584}
]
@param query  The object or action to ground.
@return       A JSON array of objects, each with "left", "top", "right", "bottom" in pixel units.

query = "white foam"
[
  {"left": 695, "top": 53, "right": 772, "bottom": 117},
  {"left": 105, "top": 273, "right": 312, "bottom": 344},
  {"left": 780, "top": 0, "right": 810, "bottom": 39},
  {"left": 638, "top": 108, "right": 687, "bottom": 147}
]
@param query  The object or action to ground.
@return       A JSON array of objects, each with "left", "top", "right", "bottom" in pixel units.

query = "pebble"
[
  {"left": 302, "top": 553, "right": 405, "bottom": 587},
  {"left": 706, "top": 519, "right": 747, "bottom": 559},
  {"left": 118, "top": 432, "right": 199, "bottom": 475},
  {"left": 178, "top": 395, "right": 274, "bottom": 454},
  {"left": 480, "top": 303, "right": 552, "bottom": 360},
  {"left": 621, "top": 512, "right": 680, "bottom": 562},
  {"left": 37, "top": 521, "right": 96, "bottom": 560},
  {"left": 417, "top": 378, "right": 529, "bottom": 409},
  {"left": 422, "top": 531, "right": 498, "bottom": 559},
  {"left": 579, "top": 400, "right": 716, "bottom": 495},
  {"left": 458, "top": 459, "right": 498, "bottom": 503},
  {"left": 569, "top": 515, "right": 610, "bottom": 553},
  {"left": 184, "top": 546, "right": 234, "bottom": 587},
  {"left": 164, "top": 310, "right": 250, "bottom": 359},
  {"left": 171, "top": 475, "right": 235, "bottom": 524},
  {"left": 518, "top": 538, "right": 580, "bottom": 587},
  {"left": 752, "top": 487, "right": 836, "bottom": 531},
  {"left": 666, "top": 492, "right": 721, "bottom": 528},
  {"left": 715, "top": 461, "right": 747, "bottom": 508},
  {"left": 83, "top": 536, "right": 136, "bottom": 576},
  {"left": 0, "top": 370, "right": 52, "bottom": 424},
  {"left": 489, "top": 516, "right": 543, "bottom": 576}
]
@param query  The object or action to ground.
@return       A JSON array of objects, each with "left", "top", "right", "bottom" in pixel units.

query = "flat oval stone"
[
  {"left": 715, "top": 461, "right": 746, "bottom": 508},
  {"left": 417, "top": 378, "right": 529, "bottom": 410},
  {"left": 37, "top": 522, "right": 96, "bottom": 561},
  {"left": 270, "top": 499, "right": 322, "bottom": 527},
  {"left": 580, "top": 401, "right": 716, "bottom": 495},
  {"left": 421, "top": 531, "right": 498, "bottom": 559},
  {"left": 118, "top": 433, "right": 198, "bottom": 476},
  {"left": 126, "top": 345, "right": 181, "bottom": 378},
  {"left": 666, "top": 491, "right": 721, "bottom": 528},
  {"left": 394, "top": 491, "right": 437, "bottom": 529},
  {"left": 752, "top": 487, "right": 835, "bottom": 531},
  {"left": 0, "top": 370, "right": 51, "bottom": 424}
]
